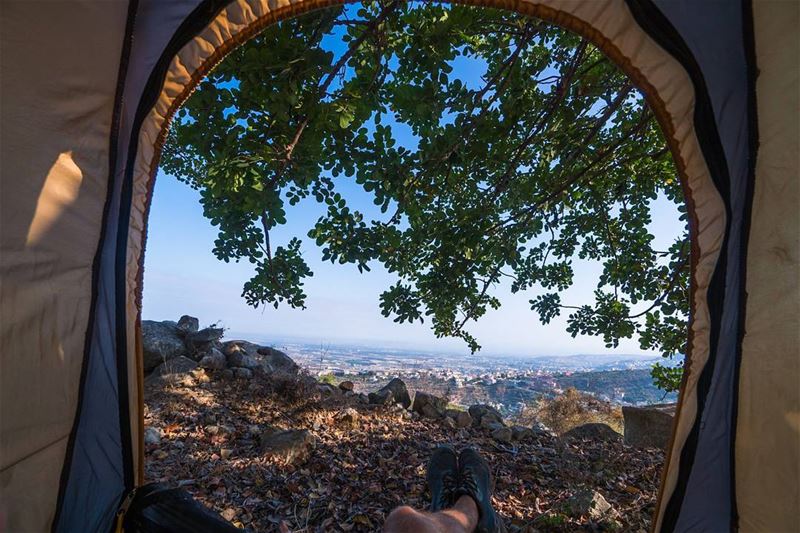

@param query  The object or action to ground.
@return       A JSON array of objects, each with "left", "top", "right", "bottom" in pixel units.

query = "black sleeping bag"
[{"left": 122, "top": 483, "right": 241, "bottom": 533}]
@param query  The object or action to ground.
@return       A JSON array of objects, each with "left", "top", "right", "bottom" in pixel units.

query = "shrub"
[
  {"left": 521, "top": 388, "right": 623, "bottom": 435},
  {"left": 319, "top": 373, "right": 337, "bottom": 386}
]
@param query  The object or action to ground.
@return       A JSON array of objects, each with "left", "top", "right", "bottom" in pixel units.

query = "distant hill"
[{"left": 553, "top": 368, "right": 677, "bottom": 405}]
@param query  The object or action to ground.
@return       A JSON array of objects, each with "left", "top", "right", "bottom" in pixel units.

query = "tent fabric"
[
  {"left": 0, "top": 3, "right": 129, "bottom": 532},
  {"left": 0, "top": 0, "right": 796, "bottom": 532},
  {"left": 636, "top": 2, "right": 755, "bottom": 530},
  {"left": 737, "top": 3, "right": 800, "bottom": 531}
]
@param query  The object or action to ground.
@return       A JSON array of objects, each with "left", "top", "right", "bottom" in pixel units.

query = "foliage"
[
  {"left": 319, "top": 372, "right": 337, "bottom": 385},
  {"left": 162, "top": 1, "right": 689, "bottom": 391},
  {"left": 524, "top": 388, "right": 623, "bottom": 435}
]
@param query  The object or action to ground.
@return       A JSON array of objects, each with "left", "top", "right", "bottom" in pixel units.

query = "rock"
[
  {"left": 368, "top": 389, "right": 394, "bottom": 406},
  {"left": 511, "top": 425, "right": 534, "bottom": 441},
  {"left": 257, "top": 346, "right": 299, "bottom": 375},
  {"left": 336, "top": 407, "right": 359, "bottom": 425},
  {"left": 561, "top": 488, "right": 612, "bottom": 520},
  {"left": 220, "top": 448, "right": 232, "bottom": 460},
  {"left": 150, "top": 355, "right": 198, "bottom": 377},
  {"left": 445, "top": 409, "right": 472, "bottom": 428},
  {"left": 259, "top": 428, "right": 316, "bottom": 464},
  {"left": 144, "top": 427, "right": 162, "bottom": 445},
  {"left": 469, "top": 404, "right": 504, "bottom": 427},
  {"left": 412, "top": 391, "right": 448, "bottom": 418},
  {"left": 220, "top": 369, "right": 234, "bottom": 380},
  {"left": 221, "top": 508, "right": 236, "bottom": 522},
  {"left": 228, "top": 351, "right": 261, "bottom": 370},
  {"left": 482, "top": 419, "right": 505, "bottom": 432},
  {"left": 186, "top": 326, "right": 224, "bottom": 355},
  {"left": 317, "top": 383, "right": 339, "bottom": 397},
  {"left": 189, "top": 326, "right": 224, "bottom": 344},
  {"left": 532, "top": 421, "right": 552, "bottom": 436},
  {"left": 222, "top": 339, "right": 260, "bottom": 357},
  {"left": 142, "top": 320, "right": 186, "bottom": 372},
  {"left": 355, "top": 393, "right": 369, "bottom": 405},
  {"left": 338, "top": 380, "right": 354, "bottom": 392},
  {"left": 442, "top": 417, "right": 457, "bottom": 430},
  {"left": 491, "top": 427, "right": 513, "bottom": 443},
  {"left": 562, "top": 423, "right": 622, "bottom": 442},
  {"left": 233, "top": 367, "right": 253, "bottom": 379},
  {"left": 223, "top": 340, "right": 264, "bottom": 370},
  {"left": 176, "top": 315, "right": 199, "bottom": 336},
  {"left": 198, "top": 348, "right": 226, "bottom": 370},
  {"left": 421, "top": 404, "right": 442, "bottom": 419},
  {"left": 622, "top": 403, "right": 675, "bottom": 449},
  {"left": 368, "top": 378, "right": 411, "bottom": 408}
]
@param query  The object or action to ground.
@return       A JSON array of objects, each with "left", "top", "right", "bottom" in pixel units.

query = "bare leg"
[{"left": 383, "top": 495, "right": 479, "bottom": 533}]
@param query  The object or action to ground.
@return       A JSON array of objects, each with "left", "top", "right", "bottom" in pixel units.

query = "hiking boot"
[
  {"left": 456, "top": 448, "right": 500, "bottom": 533},
  {"left": 426, "top": 445, "right": 459, "bottom": 512}
]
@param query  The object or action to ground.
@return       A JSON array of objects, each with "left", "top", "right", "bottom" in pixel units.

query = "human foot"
[
  {"left": 426, "top": 445, "right": 459, "bottom": 512},
  {"left": 455, "top": 448, "right": 499, "bottom": 533}
]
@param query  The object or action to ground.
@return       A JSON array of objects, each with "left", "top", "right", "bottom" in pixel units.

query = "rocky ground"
[
  {"left": 142, "top": 316, "right": 665, "bottom": 532},
  {"left": 144, "top": 377, "right": 663, "bottom": 531}
]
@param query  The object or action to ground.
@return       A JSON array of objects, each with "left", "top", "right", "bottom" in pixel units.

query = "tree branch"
[{"left": 269, "top": 1, "right": 400, "bottom": 187}]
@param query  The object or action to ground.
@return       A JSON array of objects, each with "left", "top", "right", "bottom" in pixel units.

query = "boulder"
[
  {"left": 338, "top": 380, "right": 354, "bottom": 392},
  {"left": 228, "top": 352, "right": 261, "bottom": 370},
  {"left": 562, "top": 423, "right": 622, "bottom": 442},
  {"left": 412, "top": 391, "right": 447, "bottom": 418},
  {"left": 142, "top": 320, "right": 186, "bottom": 372},
  {"left": 259, "top": 428, "right": 315, "bottom": 464},
  {"left": 622, "top": 404, "right": 675, "bottom": 449},
  {"left": 150, "top": 355, "right": 198, "bottom": 377},
  {"left": 257, "top": 346, "right": 300, "bottom": 375},
  {"left": 561, "top": 489, "right": 612, "bottom": 520},
  {"left": 421, "top": 404, "right": 441, "bottom": 419},
  {"left": 369, "top": 378, "right": 411, "bottom": 409},
  {"left": 233, "top": 367, "right": 253, "bottom": 379},
  {"left": 198, "top": 348, "right": 226, "bottom": 370},
  {"left": 222, "top": 340, "right": 261, "bottom": 357},
  {"left": 468, "top": 404, "right": 504, "bottom": 427},
  {"left": 511, "top": 425, "right": 534, "bottom": 441},
  {"left": 176, "top": 315, "right": 199, "bottom": 336},
  {"left": 317, "top": 383, "right": 340, "bottom": 397},
  {"left": 445, "top": 409, "right": 472, "bottom": 428},
  {"left": 482, "top": 419, "right": 505, "bottom": 432},
  {"left": 368, "top": 389, "right": 394, "bottom": 406},
  {"left": 187, "top": 326, "right": 224, "bottom": 353},
  {"left": 336, "top": 407, "right": 359, "bottom": 426},
  {"left": 189, "top": 326, "right": 224, "bottom": 343},
  {"left": 491, "top": 427, "right": 513, "bottom": 443}
]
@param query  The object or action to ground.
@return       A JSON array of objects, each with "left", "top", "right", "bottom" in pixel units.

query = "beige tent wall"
[
  {"left": 121, "top": 0, "right": 726, "bottom": 525},
  {"left": 736, "top": 2, "right": 800, "bottom": 531},
  {"left": 0, "top": 2, "right": 128, "bottom": 531}
]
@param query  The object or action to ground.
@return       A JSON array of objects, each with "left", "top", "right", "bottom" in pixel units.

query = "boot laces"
[
  {"left": 436, "top": 472, "right": 457, "bottom": 508},
  {"left": 460, "top": 467, "right": 479, "bottom": 496}
]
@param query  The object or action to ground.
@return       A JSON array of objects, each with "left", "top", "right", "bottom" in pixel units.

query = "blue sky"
[{"left": 142, "top": 9, "right": 682, "bottom": 357}]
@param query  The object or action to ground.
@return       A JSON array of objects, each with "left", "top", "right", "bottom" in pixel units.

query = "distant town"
[{"left": 232, "top": 335, "right": 678, "bottom": 416}]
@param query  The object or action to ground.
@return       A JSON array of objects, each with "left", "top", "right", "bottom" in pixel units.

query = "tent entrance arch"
[
  {"left": 126, "top": 3, "right": 727, "bottom": 530},
  {"left": 1, "top": 2, "right": 796, "bottom": 533}
]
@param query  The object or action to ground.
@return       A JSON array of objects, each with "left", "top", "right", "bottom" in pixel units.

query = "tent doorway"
[{"left": 141, "top": 2, "right": 691, "bottom": 531}]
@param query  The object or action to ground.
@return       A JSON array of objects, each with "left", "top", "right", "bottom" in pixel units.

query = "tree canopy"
[{"left": 161, "top": 1, "right": 689, "bottom": 391}]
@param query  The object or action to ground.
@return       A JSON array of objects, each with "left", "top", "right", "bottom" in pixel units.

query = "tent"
[{"left": 0, "top": 0, "right": 796, "bottom": 531}]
